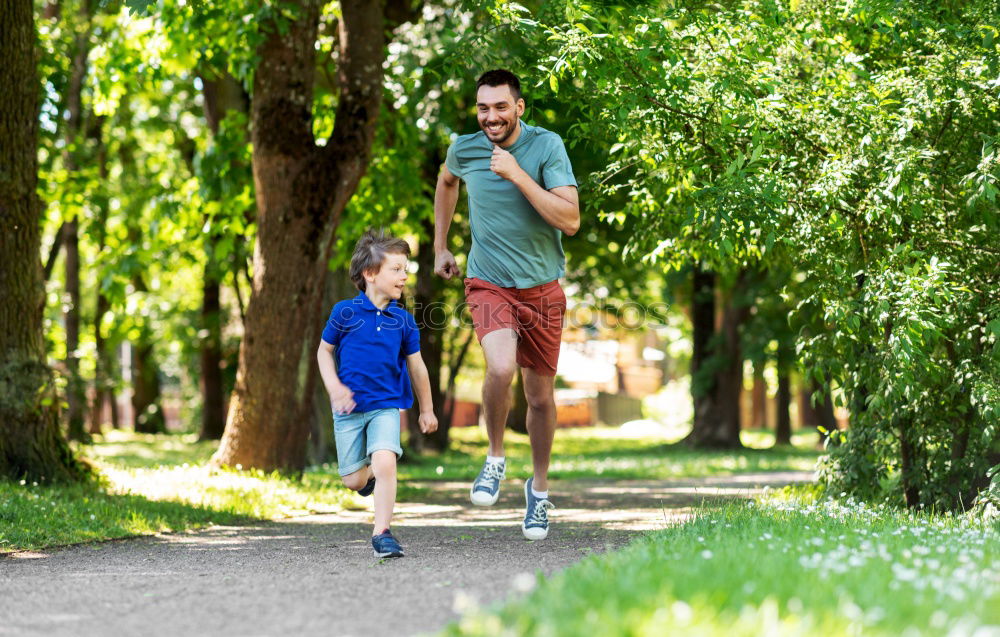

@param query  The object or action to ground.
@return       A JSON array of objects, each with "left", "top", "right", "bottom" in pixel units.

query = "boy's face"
[{"left": 365, "top": 252, "right": 409, "bottom": 300}]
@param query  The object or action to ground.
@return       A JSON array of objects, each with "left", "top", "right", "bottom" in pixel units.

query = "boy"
[{"left": 317, "top": 229, "right": 438, "bottom": 558}]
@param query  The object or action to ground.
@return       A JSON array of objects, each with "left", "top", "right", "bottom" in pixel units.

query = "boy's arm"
[
  {"left": 317, "top": 341, "right": 355, "bottom": 414},
  {"left": 406, "top": 352, "right": 438, "bottom": 434}
]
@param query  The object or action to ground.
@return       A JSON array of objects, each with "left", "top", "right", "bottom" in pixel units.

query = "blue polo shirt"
[{"left": 320, "top": 293, "right": 421, "bottom": 412}]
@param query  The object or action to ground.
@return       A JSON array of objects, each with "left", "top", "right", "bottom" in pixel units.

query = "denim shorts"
[{"left": 333, "top": 408, "right": 403, "bottom": 476}]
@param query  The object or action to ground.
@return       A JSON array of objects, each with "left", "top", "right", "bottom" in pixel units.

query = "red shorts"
[{"left": 464, "top": 277, "right": 566, "bottom": 376}]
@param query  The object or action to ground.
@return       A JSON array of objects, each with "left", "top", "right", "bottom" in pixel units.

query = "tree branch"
[{"left": 43, "top": 222, "right": 65, "bottom": 282}]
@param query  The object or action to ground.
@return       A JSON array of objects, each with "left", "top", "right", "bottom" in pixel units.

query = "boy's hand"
[
  {"left": 418, "top": 411, "right": 438, "bottom": 434},
  {"left": 330, "top": 383, "right": 356, "bottom": 415}
]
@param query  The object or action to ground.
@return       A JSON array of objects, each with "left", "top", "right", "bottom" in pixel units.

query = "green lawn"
[
  {"left": 1, "top": 431, "right": 355, "bottom": 553},
  {"left": 444, "top": 491, "right": 1000, "bottom": 636},
  {"left": 397, "top": 425, "right": 821, "bottom": 482},
  {"left": 2, "top": 425, "right": 820, "bottom": 553}
]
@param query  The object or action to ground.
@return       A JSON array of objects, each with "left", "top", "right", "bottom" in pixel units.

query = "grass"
[
  {"left": 444, "top": 490, "right": 1000, "bottom": 636},
  {"left": 397, "top": 425, "right": 821, "bottom": 483},
  {"left": 0, "top": 431, "right": 355, "bottom": 553},
  {"left": 2, "top": 424, "right": 820, "bottom": 553}
]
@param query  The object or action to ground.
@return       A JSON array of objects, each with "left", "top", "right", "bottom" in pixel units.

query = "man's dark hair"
[
  {"left": 349, "top": 229, "right": 410, "bottom": 291},
  {"left": 476, "top": 69, "right": 522, "bottom": 102}
]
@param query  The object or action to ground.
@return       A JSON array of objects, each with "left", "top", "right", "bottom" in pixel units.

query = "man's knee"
[
  {"left": 486, "top": 360, "right": 517, "bottom": 385},
  {"left": 524, "top": 388, "right": 555, "bottom": 412}
]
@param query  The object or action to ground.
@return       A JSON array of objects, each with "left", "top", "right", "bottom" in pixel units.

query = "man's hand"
[
  {"left": 329, "top": 382, "right": 356, "bottom": 415},
  {"left": 490, "top": 144, "right": 524, "bottom": 182},
  {"left": 418, "top": 411, "right": 438, "bottom": 434},
  {"left": 434, "top": 250, "right": 461, "bottom": 279}
]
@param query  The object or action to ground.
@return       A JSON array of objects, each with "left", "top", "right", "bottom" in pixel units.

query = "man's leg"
[
  {"left": 480, "top": 328, "right": 518, "bottom": 457},
  {"left": 469, "top": 328, "right": 518, "bottom": 506},
  {"left": 522, "top": 366, "right": 556, "bottom": 492}
]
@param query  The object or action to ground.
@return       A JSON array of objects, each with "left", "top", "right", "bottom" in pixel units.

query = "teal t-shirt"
[{"left": 445, "top": 121, "right": 577, "bottom": 289}]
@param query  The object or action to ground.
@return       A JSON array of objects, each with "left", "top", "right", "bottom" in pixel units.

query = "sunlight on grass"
[
  {"left": 4, "top": 426, "right": 822, "bottom": 552},
  {"left": 445, "top": 493, "right": 1000, "bottom": 636},
  {"left": 1, "top": 432, "right": 355, "bottom": 553},
  {"left": 398, "top": 425, "right": 821, "bottom": 482}
]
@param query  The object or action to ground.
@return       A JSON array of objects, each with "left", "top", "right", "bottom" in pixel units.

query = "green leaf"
[{"left": 988, "top": 319, "right": 1000, "bottom": 337}]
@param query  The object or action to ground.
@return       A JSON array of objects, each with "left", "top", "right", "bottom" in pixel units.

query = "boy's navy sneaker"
[
  {"left": 357, "top": 476, "right": 376, "bottom": 497},
  {"left": 470, "top": 459, "right": 505, "bottom": 506},
  {"left": 522, "top": 477, "right": 554, "bottom": 540},
  {"left": 371, "top": 529, "right": 404, "bottom": 558}
]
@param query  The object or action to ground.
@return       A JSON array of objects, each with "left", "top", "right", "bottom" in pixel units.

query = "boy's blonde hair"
[{"left": 349, "top": 229, "right": 410, "bottom": 291}]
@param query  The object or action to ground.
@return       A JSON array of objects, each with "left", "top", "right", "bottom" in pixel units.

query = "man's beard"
[{"left": 481, "top": 118, "right": 516, "bottom": 145}]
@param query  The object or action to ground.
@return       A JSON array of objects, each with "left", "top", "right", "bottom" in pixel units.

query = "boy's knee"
[
  {"left": 342, "top": 470, "right": 369, "bottom": 491},
  {"left": 370, "top": 450, "right": 397, "bottom": 473}
]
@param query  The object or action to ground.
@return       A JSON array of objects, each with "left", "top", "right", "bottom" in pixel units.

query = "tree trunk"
[
  {"left": 197, "top": 68, "right": 249, "bottom": 441},
  {"left": 307, "top": 267, "right": 351, "bottom": 465},
  {"left": 62, "top": 1, "right": 92, "bottom": 442},
  {"left": 408, "top": 214, "right": 449, "bottom": 452},
  {"left": 686, "top": 266, "right": 746, "bottom": 449},
  {"left": 88, "top": 116, "right": 112, "bottom": 435},
  {"left": 751, "top": 362, "right": 767, "bottom": 429},
  {"left": 899, "top": 416, "right": 921, "bottom": 508},
  {"left": 213, "top": 0, "right": 418, "bottom": 473},
  {"left": 799, "top": 381, "right": 837, "bottom": 434},
  {"left": 198, "top": 275, "right": 226, "bottom": 439},
  {"left": 0, "top": 0, "right": 86, "bottom": 483},
  {"left": 775, "top": 341, "right": 792, "bottom": 446},
  {"left": 90, "top": 290, "right": 111, "bottom": 433},
  {"left": 131, "top": 330, "right": 165, "bottom": 434}
]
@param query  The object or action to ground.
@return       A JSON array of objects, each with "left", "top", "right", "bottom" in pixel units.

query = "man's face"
[{"left": 476, "top": 84, "right": 524, "bottom": 146}]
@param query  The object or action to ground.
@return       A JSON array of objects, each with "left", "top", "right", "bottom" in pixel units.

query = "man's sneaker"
[
  {"left": 357, "top": 476, "right": 376, "bottom": 497},
  {"left": 371, "top": 529, "right": 404, "bottom": 558},
  {"left": 470, "top": 460, "right": 505, "bottom": 506},
  {"left": 522, "top": 477, "right": 554, "bottom": 540}
]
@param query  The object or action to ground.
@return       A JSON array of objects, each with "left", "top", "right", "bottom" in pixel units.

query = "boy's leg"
[
  {"left": 341, "top": 465, "right": 374, "bottom": 492},
  {"left": 366, "top": 409, "right": 404, "bottom": 535},
  {"left": 522, "top": 367, "right": 556, "bottom": 492},
  {"left": 371, "top": 450, "right": 397, "bottom": 533},
  {"left": 480, "top": 328, "right": 518, "bottom": 457},
  {"left": 334, "top": 411, "right": 372, "bottom": 488}
]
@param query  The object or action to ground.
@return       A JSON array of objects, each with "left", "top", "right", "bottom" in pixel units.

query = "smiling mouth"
[{"left": 485, "top": 122, "right": 505, "bottom": 135}]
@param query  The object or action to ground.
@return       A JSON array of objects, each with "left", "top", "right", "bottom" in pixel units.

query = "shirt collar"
[
  {"left": 507, "top": 120, "right": 534, "bottom": 151},
  {"left": 354, "top": 291, "right": 399, "bottom": 314}
]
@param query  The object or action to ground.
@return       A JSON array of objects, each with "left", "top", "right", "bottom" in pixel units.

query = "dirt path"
[{"left": 1, "top": 472, "right": 811, "bottom": 637}]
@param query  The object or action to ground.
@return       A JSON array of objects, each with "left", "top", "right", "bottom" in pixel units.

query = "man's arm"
[
  {"left": 317, "top": 341, "right": 355, "bottom": 414},
  {"left": 406, "top": 352, "right": 438, "bottom": 433},
  {"left": 433, "top": 164, "right": 462, "bottom": 279},
  {"left": 491, "top": 146, "right": 580, "bottom": 235}
]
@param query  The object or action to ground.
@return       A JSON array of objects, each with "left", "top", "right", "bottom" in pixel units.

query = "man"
[{"left": 434, "top": 69, "right": 580, "bottom": 540}]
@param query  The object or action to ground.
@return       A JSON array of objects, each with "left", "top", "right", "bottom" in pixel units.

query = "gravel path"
[{"left": 1, "top": 471, "right": 811, "bottom": 637}]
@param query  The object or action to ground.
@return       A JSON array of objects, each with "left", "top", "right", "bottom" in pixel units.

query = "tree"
[
  {"left": 500, "top": 0, "right": 999, "bottom": 507},
  {"left": 211, "top": 0, "right": 421, "bottom": 472},
  {"left": 196, "top": 68, "right": 250, "bottom": 440},
  {"left": 1, "top": 0, "right": 87, "bottom": 483}
]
